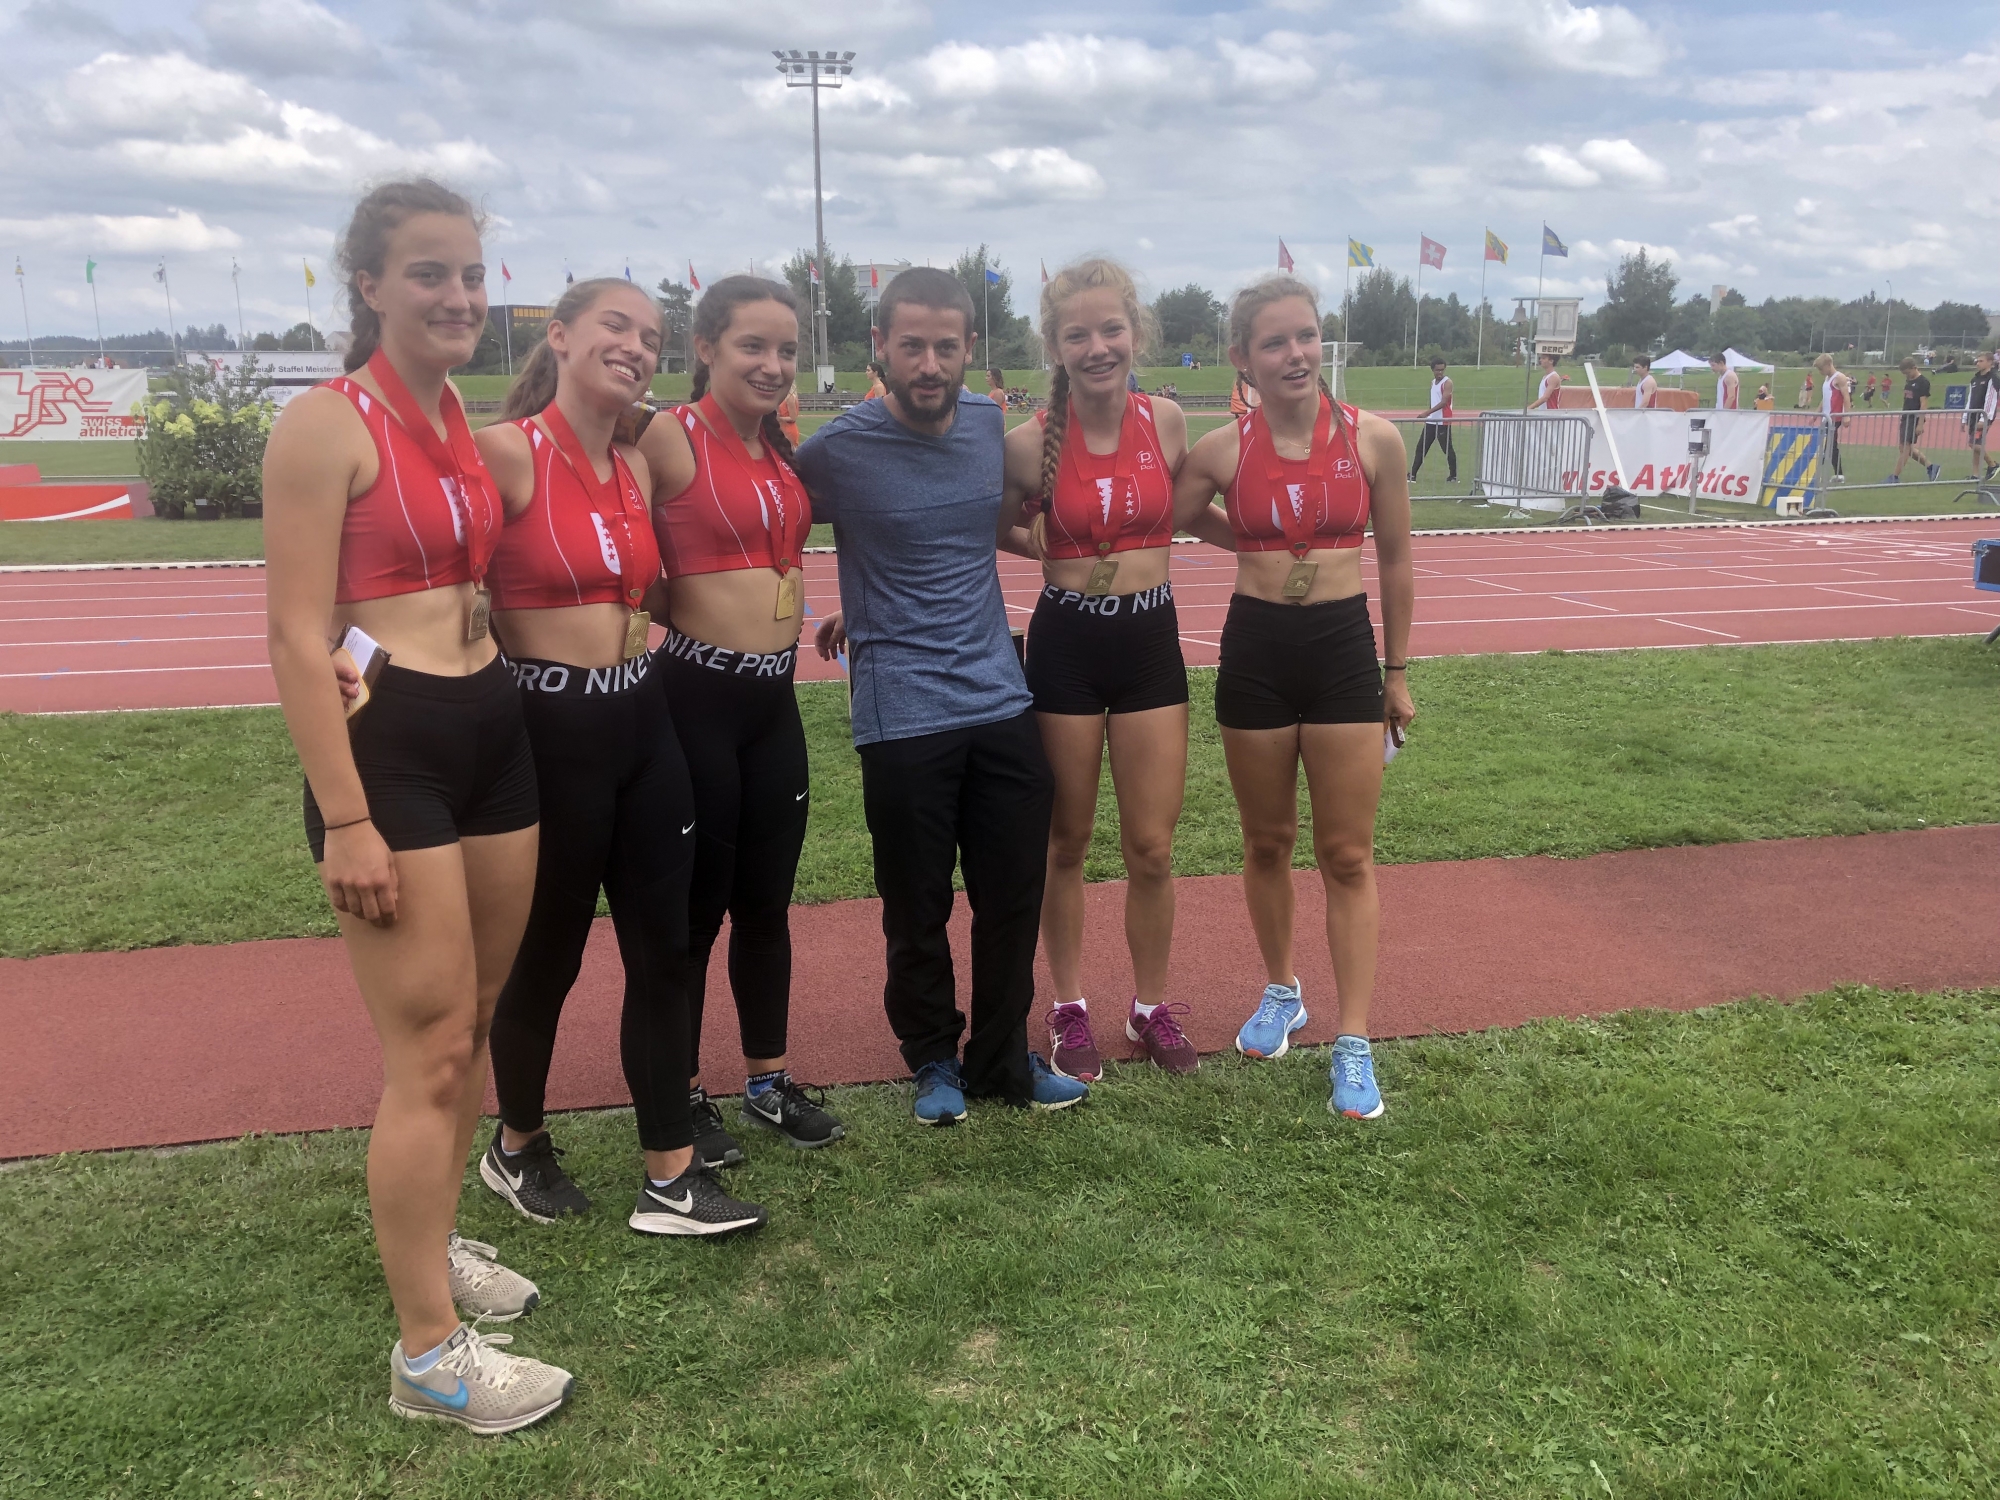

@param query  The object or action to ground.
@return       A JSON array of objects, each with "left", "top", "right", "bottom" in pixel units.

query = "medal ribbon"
[
  {"left": 365, "top": 349, "right": 501, "bottom": 586},
  {"left": 1255, "top": 394, "right": 1338, "bottom": 557},
  {"left": 1056, "top": 394, "right": 1144, "bottom": 556},
  {"left": 695, "top": 394, "right": 808, "bottom": 577},
  {"left": 538, "top": 401, "right": 653, "bottom": 608}
]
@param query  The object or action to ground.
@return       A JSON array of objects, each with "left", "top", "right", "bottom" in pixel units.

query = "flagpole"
[
  {"left": 503, "top": 272, "right": 513, "bottom": 378},
  {"left": 90, "top": 264, "right": 105, "bottom": 366},
  {"left": 1477, "top": 230, "right": 1487, "bottom": 370},
  {"left": 302, "top": 263, "right": 315, "bottom": 352},
  {"left": 1343, "top": 236, "right": 1351, "bottom": 348},
  {"left": 1525, "top": 231, "right": 1547, "bottom": 412},
  {"left": 983, "top": 259, "right": 990, "bottom": 355},
  {"left": 230, "top": 259, "right": 245, "bottom": 352},
  {"left": 162, "top": 264, "right": 179, "bottom": 365},
  {"left": 15, "top": 263, "right": 33, "bottom": 367},
  {"left": 1413, "top": 236, "right": 1422, "bottom": 367}
]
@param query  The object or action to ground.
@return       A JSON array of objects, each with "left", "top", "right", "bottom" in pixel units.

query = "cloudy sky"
[{"left": 1, "top": 0, "right": 1992, "bottom": 342}]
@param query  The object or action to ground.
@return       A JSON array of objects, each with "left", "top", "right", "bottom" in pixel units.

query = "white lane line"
[
  {"left": 0, "top": 633, "right": 265, "bottom": 648},
  {"left": 1551, "top": 596, "right": 1622, "bottom": 613},
  {"left": 0, "top": 663, "right": 269, "bottom": 680},
  {"left": 1708, "top": 570, "right": 1777, "bottom": 583},
  {"left": 1813, "top": 588, "right": 1898, "bottom": 602},
  {"left": 0, "top": 592, "right": 261, "bottom": 606},
  {"left": 1407, "top": 599, "right": 1991, "bottom": 629},
  {"left": 1656, "top": 618, "right": 1740, "bottom": 639},
  {"left": 0, "top": 609, "right": 265, "bottom": 624}
]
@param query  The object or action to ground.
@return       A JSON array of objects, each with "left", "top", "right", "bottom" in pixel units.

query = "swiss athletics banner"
[
  {"left": 1, "top": 368, "right": 148, "bottom": 440},
  {"left": 1563, "top": 410, "right": 1766, "bottom": 507}
]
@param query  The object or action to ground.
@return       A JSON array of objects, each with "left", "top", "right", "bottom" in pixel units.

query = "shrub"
[{"left": 135, "top": 358, "right": 278, "bottom": 518}]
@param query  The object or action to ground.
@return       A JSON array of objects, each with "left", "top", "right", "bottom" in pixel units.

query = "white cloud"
[
  {"left": 1524, "top": 136, "right": 1666, "bottom": 188},
  {"left": 549, "top": 0, "right": 928, "bottom": 46},
  {"left": 1217, "top": 35, "right": 1317, "bottom": 96},
  {"left": 1707, "top": 213, "right": 1758, "bottom": 239},
  {"left": 986, "top": 147, "right": 1105, "bottom": 200},
  {"left": 198, "top": 0, "right": 378, "bottom": 76},
  {"left": 0, "top": 208, "right": 242, "bottom": 253},
  {"left": 854, "top": 145, "right": 1105, "bottom": 208},
  {"left": 920, "top": 34, "right": 1183, "bottom": 99},
  {"left": 44, "top": 52, "right": 280, "bottom": 143},
  {"left": 1399, "top": 0, "right": 1671, "bottom": 78}
]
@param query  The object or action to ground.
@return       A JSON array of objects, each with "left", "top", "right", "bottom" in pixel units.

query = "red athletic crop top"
[
  {"left": 1022, "top": 393, "right": 1174, "bottom": 558},
  {"left": 326, "top": 353, "right": 503, "bottom": 605},
  {"left": 652, "top": 396, "right": 811, "bottom": 579},
  {"left": 1224, "top": 397, "right": 1370, "bottom": 552},
  {"left": 487, "top": 409, "right": 661, "bottom": 611}
]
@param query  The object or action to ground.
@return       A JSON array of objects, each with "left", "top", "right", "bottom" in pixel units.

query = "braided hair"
[
  {"left": 1036, "top": 257, "right": 1155, "bottom": 502},
  {"left": 690, "top": 274, "right": 801, "bottom": 466},
  {"left": 1227, "top": 273, "right": 1349, "bottom": 448},
  {"left": 335, "top": 178, "right": 485, "bottom": 373}
]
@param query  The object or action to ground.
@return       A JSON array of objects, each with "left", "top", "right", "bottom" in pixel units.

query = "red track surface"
[
  {"left": 5, "top": 517, "right": 1997, "bottom": 714},
  {"left": 6, "top": 824, "right": 1995, "bottom": 1158}
]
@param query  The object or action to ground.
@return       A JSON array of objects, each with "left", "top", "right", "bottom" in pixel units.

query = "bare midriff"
[
  {"left": 668, "top": 566, "right": 807, "bottom": 655},
  {"left": 1042, "top": 542, "right": 1172, "bottom": 596},
  {"left": 493, "top": 601, "right": 636, "bottom": 670},
  {"left": 336, "top": 584, "right": 498, "bottom": 676},
  {"left": 1232, "top": 545, "right": 1365, "bottom": 606}
]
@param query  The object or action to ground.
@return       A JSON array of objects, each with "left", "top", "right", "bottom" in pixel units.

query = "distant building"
[{"left": 853, "top": 262, "right": 913, "bottom": 312}]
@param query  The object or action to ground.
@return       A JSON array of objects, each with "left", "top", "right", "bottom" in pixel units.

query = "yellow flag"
[{"left": 303, "top": 259, "right": 317, "bottom": 289}]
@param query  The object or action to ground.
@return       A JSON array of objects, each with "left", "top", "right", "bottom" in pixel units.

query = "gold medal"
[
  {"left": 467, "top": 586, "right": 492, "bottom": 640},
  {"left": 1282, "top": 560, "right": 1318, "bottom": 601},
  {"left": 1085, "top": 558, "right": 1120, "bottom": 596},
  {"left": 622, "top": 609, "right": 652, "bottom": 660},
  {"left": 774, "top": 572, "right": 799, "bottom": 621}
]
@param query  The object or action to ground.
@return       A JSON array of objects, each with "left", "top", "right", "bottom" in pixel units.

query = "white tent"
[
  {"left": 1650, "top": 349, "right": 1709, "bottom": 372},
  {"left": 1722, "top": 347, "right": 1775, "bottom": 372}
]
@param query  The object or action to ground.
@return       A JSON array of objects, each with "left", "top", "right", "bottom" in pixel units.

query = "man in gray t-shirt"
[{"left": 793, "top": 268, "right": 1084, "bottom": 1118}]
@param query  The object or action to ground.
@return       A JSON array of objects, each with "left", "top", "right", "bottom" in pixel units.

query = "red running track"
[
  {"left": 3, "top": 518, "right": 1998, "bottom": 714},
  {"left": 5, "top": 824, "right": 1996, "bottom": 1158}
]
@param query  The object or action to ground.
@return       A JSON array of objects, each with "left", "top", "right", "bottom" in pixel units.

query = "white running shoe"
[
  {"left": 389, "top": 1322, "right": 573, "bottom": 1436},
  {"left": 447, "top": 1231, "right": 540, "bottom": 1322}
]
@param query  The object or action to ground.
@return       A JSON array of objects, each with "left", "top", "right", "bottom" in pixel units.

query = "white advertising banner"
[
  {"left": 1570, "top": 410, "right": 1768, "bottom": 507},
  {"left": 1, "top": 368, "right": 148, "bottom": 440},
  {"left": 185, "top": 352, "right": 346, "bottom": 382}
]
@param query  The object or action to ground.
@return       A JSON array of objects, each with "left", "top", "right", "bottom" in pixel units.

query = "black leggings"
[
  {"left": 1409, "top": 422, "right": 1456, "bottom": 478},
  {"left": 488, "top": 653, "right": 698, "bottom": 1153},
  {"left": 658, "top": 631, "right": 811, "bottom": 1077}
]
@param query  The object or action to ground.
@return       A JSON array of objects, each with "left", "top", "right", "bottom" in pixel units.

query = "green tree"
[
  {"left": 948, "top": 245, "right": 1038, "bottom": 368},
  {"left": 1598, "top": 249, "right": 1677, "bottom": 351},
  {"left": 1152, "top": 283, "right": 1224, "bottom": 352},
  {"left": 655, "top": 278, "right": 693, "bottom": 370},
  {"left": 1343, "top": 267, "right": 1416, "bottom": 360},
  {"left": 1930, "top": 300, "right": 1987, "bottom": 345},
  {"left": 781, "top": 249, "right": 872, "bottom": 368}
]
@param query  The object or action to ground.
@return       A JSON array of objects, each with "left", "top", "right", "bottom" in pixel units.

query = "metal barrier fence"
[
  {"left": 1805, "top": 408, "right": 1996, "bottom": 491},
  {"left": 1451, "top": 414, "right": 1594, "bottom": 514}
]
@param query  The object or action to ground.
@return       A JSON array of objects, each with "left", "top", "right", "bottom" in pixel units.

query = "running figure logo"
[{"left": 1, "top": 369, "right": 147, "bottom": 440}]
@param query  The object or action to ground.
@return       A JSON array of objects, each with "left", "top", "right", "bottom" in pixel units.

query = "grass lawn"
[
  {"left": 0, "top": 517, "right": 263, "bottom": 565},
  {"left": 5, "top": 637, "right": 1997, "bottom": 959},
  {"left": 4, "top": 986, "right": 1997, "bottom": 1497}
]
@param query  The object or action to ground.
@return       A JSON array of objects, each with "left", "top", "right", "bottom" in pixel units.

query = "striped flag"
[
  {"left": 1542, "top": 224, "right": 1568, "bottom": 257},
  {"left": 688, "top": 261, "right": 700, "bottom": 291},
  {"left": 1277, "top": 239, "right": 1294, "bottom": 272},
  {"left": 1347, "top": 239, "right": 1373, "bottom": 268},
  {"left": 1484, "top": 230, "right": 1508, "bottom": 264}
]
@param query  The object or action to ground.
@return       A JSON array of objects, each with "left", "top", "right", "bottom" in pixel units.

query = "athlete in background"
[
  {"left": 263, "top": 178, "right": 570, "bottom": 1434},
  {"left": 1173, "top": 274, "right": 1415, "bottom": 1121},
  {"left": 1966, "top": 350, "right": 1994, "bottom": 480},
  {"left": 639, "top": 275, "right": 846, "bottom": 1165},
  {"left": 1815, "top": 353, "right": 1850, "bottom": 481},
  {"left": 1527, "top": 351, "right": 1562, "bottom": 410},
  {"left": 1890, "top": 355, "right": 1942, "bottom": 482},
  {"left": 998, "top": 258, "right": 1198, "bottom": 1082},
  {"left": 1630, "top": 355, "right": 1658, "bottom": 409},
  {"left": 1709, "top": 353, "right": 1739, "bottom": 411},
  {"left": 476, "top": 277, "right": 767, "bottom": 1242},
  {"left": 1406, "top": 357, "right": 1457, "bottom": 484}
]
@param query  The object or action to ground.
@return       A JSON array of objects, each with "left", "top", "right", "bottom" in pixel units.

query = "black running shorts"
[
  {"left": 1213, "top": 591, "right": 1384, "bottom": 730},
  {"left": 304, "top": 653, "right": 539, "bottom": 860},
  {"left": 1025, "top": 581, "right": 1189, "bottom": 716}
]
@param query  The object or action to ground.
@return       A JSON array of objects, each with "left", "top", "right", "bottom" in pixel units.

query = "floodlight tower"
[{"left": 774, "top": 47, "right": 855, "bottom": 387}]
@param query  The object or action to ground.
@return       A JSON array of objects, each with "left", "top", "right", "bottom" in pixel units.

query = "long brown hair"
[
  {"left": 1227, "top": 273, "right": 1347, "bottom": 445},
  {"left": 1037, "top": 257, "right": 1154, "bottom": 501},
  {"left": 500, "top": 278, "right": 660, "bottom": 422},
  {"left": 334, "top": 178, "right": 485, "bottom": 373},
  {"left": 689, "top": 274, "right": 801, "bottom": 466}
]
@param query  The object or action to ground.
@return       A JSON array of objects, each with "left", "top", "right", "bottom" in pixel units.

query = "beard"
[{"left": 885, "top": 368, "right": 963, "bottom": 424}]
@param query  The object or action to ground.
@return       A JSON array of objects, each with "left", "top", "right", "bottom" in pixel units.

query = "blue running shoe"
[
  {"left": 1330, "top": 1035, "right": 1384, "bottom": 1120},
  {"left": 1926, "top": 462, "right": 1943, "bottom": 482},
  {"left": 912, "top": 1059, "right": 967, "bottom": 1126},
  {"left": 1028, "top": 1051, "right": 1088, "bottom": 1111},
  {"left": 1235, "top": 981, "right": 1307, "bottom": 1060}
]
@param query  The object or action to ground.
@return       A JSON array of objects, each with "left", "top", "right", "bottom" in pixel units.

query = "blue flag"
[
  {"left": 1542, "top": 224, "right": 1568, "bottom": 258},
  {"left": 984, "top": 268, "right": 1001, "bottom": 285}
]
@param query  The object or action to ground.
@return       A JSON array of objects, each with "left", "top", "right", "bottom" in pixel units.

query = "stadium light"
[{"left": 774, "top": 47, "right": 857, "bottom": 387}]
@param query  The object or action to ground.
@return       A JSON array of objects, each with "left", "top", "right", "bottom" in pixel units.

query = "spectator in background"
[
  {"left": 987, "top": 366, "right": 1008, "bottom": 409},
  {"left": 1754, "top": 385, "right": 1773, "bottom": 410},
  {"left": 1709, "top": 352, "right": 1739, "bottom": 410},
  {"left": 1796, "top": 371, "right": 1814, "bottom": 409},
  {"left": 1889, "top": 355, "right": 1942, "bottom": 483},
  {"left": 1629, "top": 354, "right": 1657, "bottom": 409},
  {"left": 1965, "top": 350, "right": 1994, "bottom": 480},
  {"left": 1229, "top": 369, "right": 1261, "bottom": 417},
  {"left": 1862, "top": 373, "right": 1877, "bottom": 406},
  {"left": 865, "top": 360, "right": 888, "bottom": 401},
  {"left": 777, "top": 383, "right": 801, "bottom": 448},
  {"left": 1814, "top": 353, "right": 1849, "bottom": 482}
]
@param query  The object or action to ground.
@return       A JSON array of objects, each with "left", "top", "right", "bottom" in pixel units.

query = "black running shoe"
[
  {"left": 689, "top": 1086, "right": 745, "bottom": 1168},
  {"left": 479, "top": 1130, "right": 591, "bottom": 1224},
  {"left": 738, "top": 1074, "right": 847, "bottom": 1150},
  {"left": 628, "top": 1168, "right": 768, "bottom": 1238}
]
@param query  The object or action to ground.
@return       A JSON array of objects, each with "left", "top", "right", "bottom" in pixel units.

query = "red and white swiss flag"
[
  {"left": 1420, "top": 236, "right": 1446, "bottom": 270},
  {"left": 1277, "top": 239, "right": 1294, "bottom": 273}
]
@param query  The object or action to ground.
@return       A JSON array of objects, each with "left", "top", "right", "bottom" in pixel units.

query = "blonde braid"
[{"left": 1039, "top": 363, "right": 1071, "bottom": 501}]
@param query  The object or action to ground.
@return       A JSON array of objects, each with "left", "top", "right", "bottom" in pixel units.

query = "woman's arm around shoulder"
[
  {"left": 997, "top": 410, "right": 1046, "bottom": 555},
  {"left": 1171, "top": 417, "right": 1240, "bottom": 548},
  {"left": 635, "top": 402, "right": 697, "bottom": 506},
  {"left": 1150, "top": 395, "right": 1191, "bottom": 476}
]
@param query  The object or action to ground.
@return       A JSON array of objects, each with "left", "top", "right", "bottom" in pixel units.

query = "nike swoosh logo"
[
  {"left": 681, "top": 820, "right": 696, "bottom": 834},
  {"left": 417, "top": 1376, "right": 470, "bottom": 1411},
  {"left": 500, "top": 1164, "right": 523, "bottom": 1191},
  {"left": 795, "top": 791, "right": 807, "bottom": 801},
  {"left": 646, "top": 1187, "right": 694, "bottom": 1212}
]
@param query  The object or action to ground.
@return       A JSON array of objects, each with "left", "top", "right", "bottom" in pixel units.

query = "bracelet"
[
  {"left": 323, "top": 815, "right": 372, "bottom": 832},
  {"left": 1383, "top": 662, "right": 1408, "bottom": 672}
]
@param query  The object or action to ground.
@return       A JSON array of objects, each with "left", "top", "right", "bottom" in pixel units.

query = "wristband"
[
  {"left": 323, "top": 815, "right": 372, "bottom": 832},
  {"left": 1383, "top": 662, "right": 1408, "bottom": 672}
]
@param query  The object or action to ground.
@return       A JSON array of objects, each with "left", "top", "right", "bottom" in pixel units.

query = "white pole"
[
  {"left": 91, "top": 275, "right": 105, "bottom": 366},
  {"left": 163, "top": 265, "right": 179, "bottom": 363},
  {"left": 15, "top": 264, "right": 32, "bottom": 366},
  {"left": 230, "top": 261, "right": 245, "bottom": 351},
  {"left": 1413, "top": 237, "right": 1422, "bottom": 367},
  {"left": 303, "top": 270, "right": 315, "bottom": 352},
  {"left": 1477, "top": 231, "right": 1487, "bottom": 369}
]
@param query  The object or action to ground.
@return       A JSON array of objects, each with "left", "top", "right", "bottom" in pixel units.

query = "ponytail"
[
  {"left": 497, "top": 275, "right": 656, "bottom": 423},
  {"left": 1039, "top": 363, "right": 1071, "bottom": 500}
]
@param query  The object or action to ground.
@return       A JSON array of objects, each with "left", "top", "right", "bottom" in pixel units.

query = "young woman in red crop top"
[
  {"left": 262, "top": 180, "right": 570, "bottom": 1432},
  {"left": 994, "top": 257, "right": 1201, "bottom": 1083},
  {"left": 637, "top": 274, "right": 845, "bottom": 1162},
  {"left": 1174, "top": 274, "right": 1416, "bottom": 1123},
  {"left": 471, "top": 277, "right": 766, "bottom": 1242}
]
